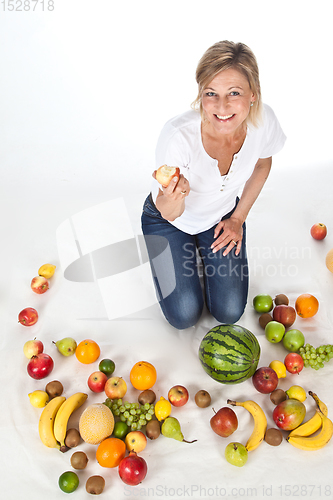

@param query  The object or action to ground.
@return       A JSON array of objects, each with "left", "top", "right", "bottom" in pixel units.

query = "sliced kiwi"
[
  {"left": 270, "top": 389, "right": 287, "bottom": 405},
  {"left": 45, "top": 380, "right": 63, "bottom": 399},
  {"left": 145, "top": 419, "right": 161, "bottom": 440},
  {"left": 265, "top": 428, "right": 283, "bottom": 446},
  {"left": 138, "top": 389, "right": 156, "bottom": 405},
  {"left": 86, "top": 475, "right": 105, "bottom": 495},
  {"left": 65, "top": 428, "right": 81, "bottom": 449},
  {"left": 70, "top": 451, "right": 88, "bottom": 470},
  {"left": 194, "top": 390, "right": 211, "bottom": 408}
]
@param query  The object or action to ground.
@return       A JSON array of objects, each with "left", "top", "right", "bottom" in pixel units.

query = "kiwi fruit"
[
  {"left": 259, "top": 312, "right": 273, "bottom": 329},
  {"left": 45, "top": 380, "right": 63, "bottom": 399},
  {"left": 65, "top": 428, "right": 81, "bottom": 449},
  {"left": 194, "top": 390, "right": 211, "bottom": 408},
  {"left": 145, "top": 419, "right": 161, "bottom": 440},
  {"left": 70, "top": 451, "right": 88, "bottom": 470},
  {"left": 265, "top": 428, "right": 283, "bottom": 446},
  {"left": 138, "top": 389, "right": 156, "bottom": 405},
  {"left": 270, "top": 389, "right": 287, "bottom": 405},
  {"left": 86, "top": 475, "right": 105, "bottom": 495},
  {"left": 275, "top": 294, "right": 289, "bottom": 306}
]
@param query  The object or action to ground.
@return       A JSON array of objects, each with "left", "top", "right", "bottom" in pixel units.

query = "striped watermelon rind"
[{"left": 199, "top": 324, "right": 260, "bottom": 384}]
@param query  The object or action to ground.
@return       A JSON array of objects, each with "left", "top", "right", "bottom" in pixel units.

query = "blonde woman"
[{"left": 142, "top": 41, "right": 286, "bottom": 329}]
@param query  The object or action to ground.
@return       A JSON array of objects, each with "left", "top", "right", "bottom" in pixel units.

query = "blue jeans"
[{"left": 141, "top": 195, "right": 249, "bottom": 329}]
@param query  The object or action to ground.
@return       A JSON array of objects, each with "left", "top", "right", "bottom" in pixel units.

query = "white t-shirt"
[{"left": 151, "top": 103, "right": 286, "bottom": 235}]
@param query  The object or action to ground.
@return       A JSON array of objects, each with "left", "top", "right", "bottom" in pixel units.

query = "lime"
[
  {"left": 58, "top": 471, "right": 79, "bottom": 493},
  {"left": 113, "top": 421, "right": 129, "bottom": 439},
  {"left": 99, "top": 358, "right": 115, "bottom": 377}
]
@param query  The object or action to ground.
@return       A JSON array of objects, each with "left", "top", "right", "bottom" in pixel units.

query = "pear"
[
  {"left": 53, "top": 337, "right": 77, "bottom": 356},
  {"left": 161, "top": 417, "right": 197, "bottom": 443}
]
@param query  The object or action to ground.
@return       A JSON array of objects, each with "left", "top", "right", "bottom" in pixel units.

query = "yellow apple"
[
  {"left": 104, "top": 377, "right": 127, "bottom": 399},
  {"left": 125, "top": 431, "right": 147, "bottom": 453}
]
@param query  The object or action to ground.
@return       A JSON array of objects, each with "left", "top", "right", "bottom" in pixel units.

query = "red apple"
[
  {"left": 272, "top": 305, "right": 296, "bottom": 328},
  {"left": 118, "top": 452, "right": 147, "bottom": 486},
  {"left": 27, "top": 353, "right": 54, "bottom": 379},
  {"left": 31, "top": 276, "right": 49, "bottom": 294},
  {"left": 18, "top": 307, "right": 38, "bottom": 326},
  {"left": 273, "top": 398, "right": 306, "bottom": 430},
  {"left": 210, "top": 407, "right": 238, "bottom": 437},
  {"left": 88, "top": 371, "right": 108, "bottom": 393},
  {"left": 284, "top": 353, "right": 304, "bottom": 374},
  {"left": 155, "top": 165, "right": 180, "bottom": 188},
  {"left": 168, "top": 385, "right": 189, "bottom": 407},
  {"left": 104, "top": 377, "right": 127, "bottom": 399},
  {"left": 252, "top": 367, "right": 278, "bottom": 394},
  {"left": 23, "top": 339, "right": 44, "bottom": 359},
  {"left": 310, "top": 223, "right": 327, "bottom": 240}
]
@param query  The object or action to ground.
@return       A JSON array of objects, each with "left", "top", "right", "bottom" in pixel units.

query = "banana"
[
  {"left": 38, "top": 396, "right": 66, "bottom": 449},
  {"left": 309, "top": 391, "right": 328, "bottom": 415},
  {"left": 53, "top": 392, "right": 88, "bottom": 452},
  {"left": 288, "top": 391, "right": 328, "bottom": 438},
  {"left": 287, "top": 410, "right": 333, "bottom": 450},
  {"left": 227, "top": 399, "right": 267, "bottom": 452}
]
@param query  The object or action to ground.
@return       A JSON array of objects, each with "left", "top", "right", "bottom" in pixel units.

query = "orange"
[
  {"left": 130, "top": 361, "right": 157, "bottom": 390},
  {"left": 326, "top": 248, "right": 333, "bottom": 273},
  {"left": 79, "top": 403, "right": 114, "bottom": 445},
  {"left": 96, "top": 437, "right": 126, "bottom": 468},
  {"left": 75, "top": 339, "right": 100, "bottom": 364},
  {"left": 295, "top": 293, "right": 319, "bottom": 318}
]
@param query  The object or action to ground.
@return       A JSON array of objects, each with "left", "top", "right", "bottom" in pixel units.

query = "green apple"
[
  {"left": 253, "top": 294, "right": 273, "bottom": 313},
  {"left": 99, "top": 358, "right": 115, "bottom": 376},
  {"left": 224, "top": 442, "right": 248, "bottom": 467},
  {"left": 282, "top": 329, "right": 305, "bottom": 352},
  {"left": 265, "top": 321, "right": 285, "bottom": 343}
]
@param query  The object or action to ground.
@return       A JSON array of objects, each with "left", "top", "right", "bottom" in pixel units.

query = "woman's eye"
[
  {"left": 230, "top": 91, "right": 240, "bottom": 96},
  {"left": 205, "top": 91, "right": 216, "bottom": 97}
]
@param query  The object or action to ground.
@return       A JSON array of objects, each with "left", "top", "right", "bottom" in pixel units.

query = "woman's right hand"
[{"left": 153, "top": 171, "right": 190, "bottom": 221}]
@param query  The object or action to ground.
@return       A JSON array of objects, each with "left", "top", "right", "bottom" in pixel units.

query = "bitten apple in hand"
[{"left": 155, "top": 165, "right": 180, "bottom": 187}]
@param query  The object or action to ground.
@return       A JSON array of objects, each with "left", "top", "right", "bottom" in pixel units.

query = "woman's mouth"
[{"left": 215, "top": 113, "right": 235, "bottom": 121}]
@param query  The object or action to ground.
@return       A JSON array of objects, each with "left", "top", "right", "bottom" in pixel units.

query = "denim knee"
[
  {"left": 209, "top": 297, "right": 246, "bottom": 325},
  {"left": 162, "top": 290, "right": 204, "bottom": 330}
]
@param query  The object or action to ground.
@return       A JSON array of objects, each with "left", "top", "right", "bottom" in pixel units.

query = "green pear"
[
  {"left": 53, "top": 337, "right": 77, "bottom": 356},
  {"left": 161, "top": 417, "right": 197, "bottom": 443}
]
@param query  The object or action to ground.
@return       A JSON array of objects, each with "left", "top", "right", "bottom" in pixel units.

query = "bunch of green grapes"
[
  {"left": 104, "top": 398, "right": 155, "bottom": 431},
  {"left": 299, "top": 343, "right": 333, "bottom": 370}
]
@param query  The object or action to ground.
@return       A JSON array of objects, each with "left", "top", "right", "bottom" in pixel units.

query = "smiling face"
[{"left": 201, "top": 67, "right": 255, "bottom": 138}]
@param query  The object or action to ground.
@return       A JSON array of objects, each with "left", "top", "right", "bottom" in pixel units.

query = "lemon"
[
  {"left": 38, "top": 263, "right": 56, "bottom": 279},
  {"left": 154, "top": 396, "right": 172, "bottom": 421},
  {"left": 269, "top": 360, "right": 287, "bottom": 378},
  {"left": 28, "top": 390, "right": 49, "bottom": 408},
  {"left": 286, "top": 385, "right": 307, "bottom": 402}
]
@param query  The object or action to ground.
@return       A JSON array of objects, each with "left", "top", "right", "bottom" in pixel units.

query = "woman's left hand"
[{"left": 211, "top": 216, "right": 243, "bottom": 256}]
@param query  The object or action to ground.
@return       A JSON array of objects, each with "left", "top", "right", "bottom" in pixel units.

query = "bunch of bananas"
[
  {"left": 38, "top": 392, "right": 87, "bottom": 452},
  {"left": 287, "top": 391, "right": 333, "bottom": 450},
  {"left": 227, "top": 399, "right": 267, "bottom": 451}
]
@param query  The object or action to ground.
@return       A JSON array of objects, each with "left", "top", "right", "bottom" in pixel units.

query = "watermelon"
[{"left": 199, "top": 324, "right": 260, "bottom": 384}]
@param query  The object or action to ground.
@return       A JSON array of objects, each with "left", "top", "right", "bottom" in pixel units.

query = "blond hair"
[{"left": 192, "top": 40, "right": 263, "bottom": 127}]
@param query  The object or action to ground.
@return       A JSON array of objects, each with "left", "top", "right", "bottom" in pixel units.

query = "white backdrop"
[{"left": 1, "top": 1, "right": 333, "bottom": 499}]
